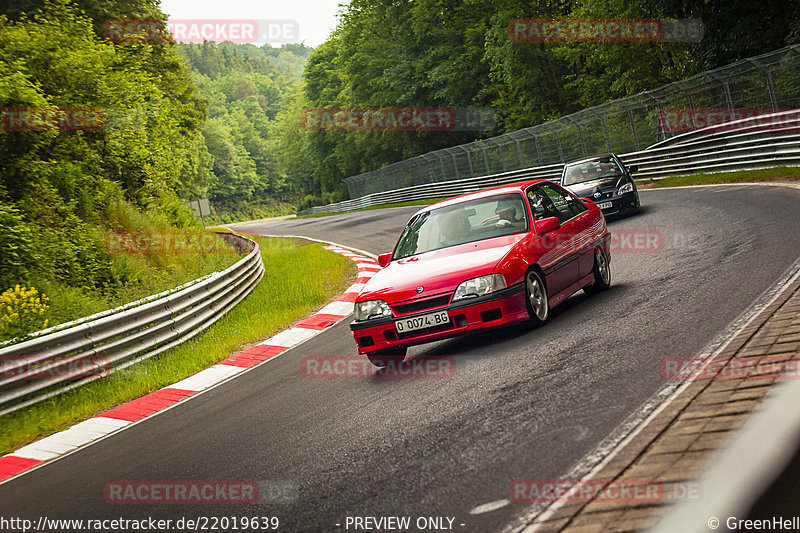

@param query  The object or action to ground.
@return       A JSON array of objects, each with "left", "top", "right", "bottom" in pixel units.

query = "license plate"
[
  {"left": 597, "top": 201, "right": 613, "bottom": 210},
  {"left": 395, "top": 310, "right": 450, "bottom": 333}
]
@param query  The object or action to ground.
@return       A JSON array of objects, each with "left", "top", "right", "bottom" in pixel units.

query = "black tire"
[
  {"left": 525, "top": 269, "right": 550, "bottom": 326},
  {"left": 584, "top": 248, "right": 611, "bottom": 295},
  {"left": 366, "top": 346, "right": 407, "bottom": 368}
]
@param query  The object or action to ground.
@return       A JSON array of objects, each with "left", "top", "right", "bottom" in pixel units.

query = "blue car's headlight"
[
  {"left": 452, "top": 274, "right": 507, "bottom": 302},
  {"left": 354, "top": 299, "right": 393, "bottom": 320},
  {"left": 617, "top": 182, "right": 634, "bottom": 195}
]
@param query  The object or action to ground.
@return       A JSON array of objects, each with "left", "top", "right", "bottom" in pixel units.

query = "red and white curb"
[{"left": 0, "top": 244, "right": 378, "bottom": 484}]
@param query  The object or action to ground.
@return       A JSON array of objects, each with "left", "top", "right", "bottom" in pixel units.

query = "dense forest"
[
  {"left": 0, "top": 0, "right": 799, "bottom": 332},
  {"left": 278, "top": 0, "right": 800, "bottom": 208},
  {"left": 0, "top": 0, "right": 307, "bottom": 336},
  {"left": 177, "top": 42, "right": 312, "bottom": 221}
]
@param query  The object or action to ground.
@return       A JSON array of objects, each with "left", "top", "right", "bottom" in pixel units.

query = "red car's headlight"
[
  {"left": 452, "top": 274, "right": 506, "bottom": 302},
  {"left": 354, "top": 299, "right": 393, "bottom": 321}
]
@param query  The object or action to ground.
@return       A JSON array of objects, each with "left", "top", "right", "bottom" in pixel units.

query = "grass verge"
[
  {"left": 640, "top": 166, "right": 800, "bottom": 189},
  {"left": 297, "top": 197, "right": 447, "bottom": 218},
  {"left": 0, "top": 236, "right": 356, "bottom": 455}
]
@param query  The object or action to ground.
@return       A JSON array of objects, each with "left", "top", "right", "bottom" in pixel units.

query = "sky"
[{"left": 158, "top": 0, "right": 346, "bottom": 47}]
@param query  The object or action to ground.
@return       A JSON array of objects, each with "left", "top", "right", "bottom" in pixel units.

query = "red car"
[{"left": 350, "top": 180, "right": 611, "bottom": 367}]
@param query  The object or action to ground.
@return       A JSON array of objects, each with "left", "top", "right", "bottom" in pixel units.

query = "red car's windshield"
[{"left": 392, "top": 193, "right": 529, "bottom": 260}]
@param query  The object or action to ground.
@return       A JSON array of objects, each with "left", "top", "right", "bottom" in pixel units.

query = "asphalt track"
[{"left": 3, "top": 185, "right": 800, "bottom": 532}]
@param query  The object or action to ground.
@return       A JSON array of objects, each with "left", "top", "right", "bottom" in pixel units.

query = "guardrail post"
[
  {"left": 478, "top": 142, "right": 491, "bottom": 174},
  {"left": 436, "top": 152, "right": 447, "bottom": 182},
  {"left": 532, "top": 132, "right": 544, "bottom": 166},
  {"left": 444, "top": 147, "right": 461, "bottom": 180},
  {"left": 589, "top": 107, "right": 613, "bottom": 152},
  {"left": 511, "top": 137, "right": 525, "bottom": 168},
  {"left": 644, "top": 91, "right": 665, "bottom": 142},
  {"left": 459, "top": 145, "right": 475, "bottom": 177},
  {"left": 566, "top": 116, "right": 588, "bottom": 156},
  {"left": 675, "top": 81, "right": 696, "bottom": 113},
  {"left": 425, "top": 155, "right": 437, "bottom": 184},
  {"left": 519, "top": 128, "right": 543, "bottom": 166},
  {"left": 708, "top": 71, "right": 735, "bottom": 114},
  {"left": 746, "top": 58, "right": 779, "bottom": 110},
  {"left": 402, "top": 162, "right": 413, "bottom": 188},
  {"left": 547, "top": 124, "right": 565, "bottom": 162},
  {"left": 622, "top": 102, "right": 641, "bottom": 151},
  {"left": 487, "top": 138, "right": 507, "bottom": 172}
]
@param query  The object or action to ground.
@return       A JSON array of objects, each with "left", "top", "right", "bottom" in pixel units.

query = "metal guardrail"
[
  {"left": 299, "top": 109, "right": 800, "bottom": 215},
  {"left": 341, "top": 44, "right": 800, "bottom": 198},
  {"left": 0, "top": 232, "right": 264, "bottom": 416}
]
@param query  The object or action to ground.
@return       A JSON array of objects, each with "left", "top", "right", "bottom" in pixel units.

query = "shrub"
[
  {"left": 0, "top": 285, "right": 49, "bottom": 341},
  {"left": 0, "top": 204, "right": 37, "bottom": 290}
]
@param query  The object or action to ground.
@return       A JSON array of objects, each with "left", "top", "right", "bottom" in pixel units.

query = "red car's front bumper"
[{"left": 350, "top": 284, "right": 529, "bottom": 354}]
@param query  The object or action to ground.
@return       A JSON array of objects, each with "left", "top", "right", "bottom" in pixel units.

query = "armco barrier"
[
  {"left": 299, "top": 109, "right": 800, "bottom": 215},
  {"left": 0, "top": 232, "right": 264, "bottom": 416},
  {"left": 341, "top": 44, "right": 800, "bottom": 198}
]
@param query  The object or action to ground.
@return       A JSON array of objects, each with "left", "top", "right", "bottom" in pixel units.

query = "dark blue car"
[{"left": 560, "top": 153, "right": 641, "bottom": 218}]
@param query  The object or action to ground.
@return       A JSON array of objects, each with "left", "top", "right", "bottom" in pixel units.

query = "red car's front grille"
[{"left": 391, "top": 295, "right": 451, "bottom": 315}]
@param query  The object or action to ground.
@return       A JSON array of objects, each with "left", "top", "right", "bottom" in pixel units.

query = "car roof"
[{"left": 410, "top": 179, "right": 554, "bottom": 217}]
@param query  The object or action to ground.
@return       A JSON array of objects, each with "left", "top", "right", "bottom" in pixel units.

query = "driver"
[{"left": 495, "top": 199, "right": 526, "bottom": 229}]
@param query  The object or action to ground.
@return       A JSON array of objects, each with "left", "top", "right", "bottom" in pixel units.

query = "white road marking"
[
  {"left": 469, "top": 499, "right": 511, "bottom": 515},
  {"left": 170, "top": 364, "right": 245, "bottom": 392},
  {"left": 344, "top": 283, "right": 366, "bottom": 294},
  {"left": 318, "top": 301, "right": 355, "bottom": 316},
  {"left": 265, "top": 327, "right": 321, "bottom": 347},
  {"left": 257, "top": 234, "right": 378, "bottom": 260},
  {"left": 8, "top": 448, "right": 61, "bottom": 461}
]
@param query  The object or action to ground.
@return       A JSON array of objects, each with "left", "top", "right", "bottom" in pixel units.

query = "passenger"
[{"left": 438, "top": 210, "right": 471, "bottom": 247}]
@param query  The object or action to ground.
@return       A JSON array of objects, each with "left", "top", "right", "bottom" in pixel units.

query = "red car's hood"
[{"left": 359, "top": 234, "right": 525, "bottom": 305}]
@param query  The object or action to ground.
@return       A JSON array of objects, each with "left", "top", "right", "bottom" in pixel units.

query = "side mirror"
[
  {"left": 579, "top": 197, "right": 595, "bottom": 206},
  {"left": 534, "top": 216, "right": 561, "bottom": 236},
  {"left": 377, "top": 253, "right": 391, "bottom": 268},
  {"left": 629, "top": 164, "right": 639, "bottom": 173}
]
